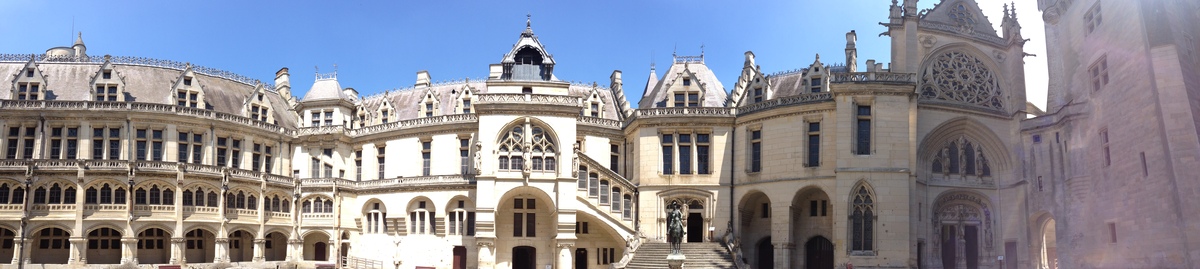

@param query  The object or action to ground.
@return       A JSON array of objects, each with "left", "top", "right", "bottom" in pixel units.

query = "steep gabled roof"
[
  {"left": 638, "top": 61, "right": 728, "bottom": 108},
  {"left": 922, "top": 0, "right": 998, "bottom": 37},
  {"left": 500, "top": 16, "right": 556, "bottom": 66}
]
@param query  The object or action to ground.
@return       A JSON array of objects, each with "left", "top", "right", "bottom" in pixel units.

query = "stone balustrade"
[
  {"left": 829, "top": 72, "right": 917, "bottom": 83},
  {"left": 474, "top": 93, "right": 583, "bottom": 107},
  {"left": 0, "top": 100, "right": 289, "bottom": 135}
]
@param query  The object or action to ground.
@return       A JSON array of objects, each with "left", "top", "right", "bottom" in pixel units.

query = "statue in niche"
[
  {"left": 522, "top": 143, "right": 532, "bottom": 174},
  {"left": 473, "top": 141, "right": 482, "bottom": 175},
  {"left": 571, "top": 142, "right": 580, "bottom": 177}
]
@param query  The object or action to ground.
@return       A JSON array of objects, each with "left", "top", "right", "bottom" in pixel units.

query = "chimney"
[
  {"left": 845, "top": 30, "right": 858, "bottom": 72},
  {"left": 415, "top": 71, "right": 431, "bottom": 87},
  {"left": 275, "top": 67, "right": 292, "bottom": 98}
]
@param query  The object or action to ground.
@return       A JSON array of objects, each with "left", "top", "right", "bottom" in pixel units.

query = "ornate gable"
[
  {"left": 243, "top": 84, "right": 274, "bottom": 124},
  {"left": 454, "top": 84, "right": 476, "bottom": 114},
  {"left": 417, "top": 88, "right": 440, "bottom": 118},
  {"left": 90, "top": 57, "right": 126, "bottom": 102},
  {"left": 583, "top": 85, "right": 605, "bottom": 118},
  {"left": 921, "top": 0, "right": 999, "bottom": 37},
  {"left": 10, "top": 57, "right": 48, "bottom": 100},
  {"left": 171, "top": 64, "right": 207, "bottom": 109}
]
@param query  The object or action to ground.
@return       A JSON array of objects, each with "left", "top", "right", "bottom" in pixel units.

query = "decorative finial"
[
  {"left": 527, "top": 13, "right": 531, "bottom": 28},
  {"left": 700, "top": 43, "right": 705, "bottom": 59},
  {"left": 314, "top": 65, "right": 319, "bottom": 74}
]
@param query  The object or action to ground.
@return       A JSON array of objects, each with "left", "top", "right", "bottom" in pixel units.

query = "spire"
[
  {"left": 522, "top": 14, "right": 534, "bottom": 37},
  {"left": 73, "top": 32, "right": 84, "bottom": 46}
]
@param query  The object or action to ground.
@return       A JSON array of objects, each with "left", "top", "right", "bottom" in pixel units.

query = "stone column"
[
  {"left": 556, "top": 243, "right": 573, "bottom": 269},
  {"left": 775, "top": 242, "right": 794, "bottom": 269},
  {"left": 69, "top": 237, "right": 86, "bottom": 265},
  {"left": 121, "top": 237, "right": 138, "bottom": 264},
  {"left": 253, "top": 238, "right": 265, "bottom": 262},
  {"left": 11, "top": 237, "right": 27, "bottom": 264},
  {"left": 170, "top": 238, "right": 184, "bottom": 264},
  {"left": 326, "top": 240, "right": 335, "bottom": 262},
  {"left": 214, "top": 238, "right": 230, "bottom": 263},
  {"left": 287, "top": 239, "right": 303, "bottom": 262},
  {"left": 956, "top": 225, "right": 967, "bottom": 269}
]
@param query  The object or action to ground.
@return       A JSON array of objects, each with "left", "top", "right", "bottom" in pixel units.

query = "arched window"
[
  {"left": 931, "top": 137, "right": 992, "bottom": 177},
  {"left": 448, "top": 200, "right": 473, "bottom": 236},
  {"left": 599, "top": 180, "right": 610, "bottom": 204},
  {"left": 183, "top": 190, "right": 193, "bottom": 206},
  {"left": 134, "top": 188, "right": 147, "bottom": 205},
  {"left": 194, "top": 187, "right": 204, "bottom": 206},
  {"left": 0, "top": 184, "right": 8, "bottom": 204},
  {"left": 100, "top": 184, "right": 112, "bottom": 204},
  {"left": 366, "top": 202, "right": 387, "bottom": 234},
  {"left": 86, "top": 187, "right": 98, "bottom": 204},
  {"left": 919, "top": 50, "right": 1003, "bottom": 110},
  {"left": 409, "top": 200, "right": 433, "bottom": 235},
  {"left": 623, "top": 194, "right": 633, "bottom": 219},
  {"left": 497, "top": 124, "right": 557, "bottom": 172},
  {"left": 588, "top": 173, "right": 599, "bottom": 197},
  {"left": 206, "top": 192, "right": 217, "bottom": 207},
  {"left": 148, "top": 185, "right": 160, "bottom": 205},
  {"left": 271, "top": 197, "right": 280, "bottom": 212},
  {"left": 48, "top": 184, "right": 61, "bottom": 204},
  {"left": 963, "top": 141, "right": 976, "bottom": 174},
  {"left": 611, "top": 187, "right": 622, "bottom": 213},
  {"left": 282, "top": 199, "right": 290, "bottom": 212},
  {"left": 303, "top": 200, "right": 312, "bottom": 213},
  {"left": 33, "top": 187, "right": 46, "bottom": 204},
  {"left": 114, "top": 188, "right": 125, "bottom": 204},
  {"left": 323, "top": 199, "right": 333, "bottom": 213},
  {"left": 162, "top": 189, "right": 174, "bottom": 205},
  {"left": 577, "top": 166, "right": 588, "bottom": 190},
  {"left": 236, "top": 192, "right": 246, "bottom": 209},
  {"left": 11, "top": 187, "right": 23, "bottom": 204},
  {"left": 850, "top": 185, "right": 875, "bottom": 252},
  {"left": 247, "top": 195, "right": 257, "bottom": 210},
  {"left": 947, "top": 142, "right": 960, "bottom": 174}
]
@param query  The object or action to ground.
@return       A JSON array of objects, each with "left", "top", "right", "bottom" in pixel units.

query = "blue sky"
[{"left": 0, "top": 0, "right": 1046, "bottom": 108}]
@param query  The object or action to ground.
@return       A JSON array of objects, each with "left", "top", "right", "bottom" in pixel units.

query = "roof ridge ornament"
[{"left": 522, "top": 14, "right": 534, "bottom": 37}]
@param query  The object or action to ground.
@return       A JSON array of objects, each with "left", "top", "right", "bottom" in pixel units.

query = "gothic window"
[
  {"left": 948, "top": 3, "right": 977, "bottom": 25},
  {"left": 850, "top": 185, "right": 875, "bottom": 252},
  {"left": 919, "top": 51, "right": 1004, "bottom": 110},
  {"left": 931, "top": 137, "right": 993, "bottom": 178},
  {"left": 496, "top": 123, "right": 557, "bottom": 173}
]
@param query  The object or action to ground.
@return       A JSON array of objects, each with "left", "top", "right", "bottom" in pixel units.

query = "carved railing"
[
  {"left": 351, "top": 114, "right": 477, "bottom": 137},
  {"left": 184, "top": 206, "right": 220, "bottom": 213},
  {"left": 0, "top": 205, "right": 23, "bottom": 211},
  {"left": 133, "top": 205, "right": 175, "bottom": 212},
  {"left": 270, "top": 212, "right": 291, "bottom": 219},
  {"left": 674, "top": 55, "right": 704, "bottom": 64},
  {"left": 0, "top": 159, "right": 296, "bottom": 188},
  {"left": 265, "top": 174, "right": 294, "bottom": 185},
  {"left": 633, "top": 107, "right": 734, "bottom": 119},
  {"left": 0, "top": 100, "right": 290, "bottom": 134},
  {"left": 0, "top": 54, "right": 273, "bottom": 90},
  {"left": 30, "top": 204, "right": 76, "bottom": 211},
  {"left": 577, "top": 116, "right": 622, "bottom": 129},
  {"left": 739, "top": 92, "right": 834, "bottom": 115},
  {"left": 300, "top": 175, "right": 474, "bottom": 191},
  {"left": 302, "top": 213, "right": 334, "bottom": 219},
  {"left": 474, "top": 93, "right": 583, "bottom": 107},
  {"left": 83, "top": 204, "right": 127, "bottom": 211},
  {"left": 830, "top": 72, "right": 917, "bottom": 83},
  {"left": 297, "top": 125, "right": 347, "bottom": 137}
]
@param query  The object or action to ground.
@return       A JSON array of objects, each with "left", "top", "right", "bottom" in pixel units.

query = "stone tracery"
[
  {"left": 920, "top": 50, "right": 1004, "bottom": 110},
  {"left": 930, "top": 136, "right": 992, "bottom": 178}
]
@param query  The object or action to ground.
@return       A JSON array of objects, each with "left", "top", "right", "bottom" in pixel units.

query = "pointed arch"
[
  {"left": 495, "top": 117, "right": 559, "bottom": 173},
  {"left": 918, "top": 116, "right": 1010, "bottom": 179},
  {"left": 849, "top": 180, "right": 876, "bottom": 253},
  {"left": 918, "top": 43, "right": 1007, "bottom": 111}
]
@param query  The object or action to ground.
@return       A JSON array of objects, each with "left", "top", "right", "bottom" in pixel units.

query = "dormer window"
[
  {"left": 673, "top": 92, "right": 699, "bottom": 107},
  {"left": 177, "top": 90, "right": 199, "bottom": 108},
  {"left": 183, "top": 77, "right": 192, "bottom": 86},
  {"left": 425, "top": 102, "right": 434, "bottom": 117},
  {"left": 683, "top": 79, "right": 691, "bottom": 86},
  {"left": 257, "top": 93, "right": 264, "bottom": 102},
  {"left": 590, "top": 103, "right": 599, "bottom": 117},
  {"left": 16, "top": 83, "right": 39, "bottom": 100},
  {"left": 463, "top": 99, "right": 472, "bottom": 114},
  {"left": 102, "top": 70, "right": 111, "bottom": 79},
  {"left": 810, "top": 77, "right": 823, "bottom": 93},
  {"left": 95, "top": 85, "right": 119, "bottom": 101},
  {"left": 250, "top": 104, "right": 269, "bottom": 122},
  {"left": 381, "top": 109, "right": 390, "bottom": 124},
  {"left": 753, "top": 87, "right": 763, "bottom": 103},
  {"left": 25, "top": 69, "right": 33, "bottom": 77}
]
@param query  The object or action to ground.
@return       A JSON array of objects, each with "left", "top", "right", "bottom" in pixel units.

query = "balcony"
[{"left": 829, "top": 72, "right": 916, "bottom": 84}]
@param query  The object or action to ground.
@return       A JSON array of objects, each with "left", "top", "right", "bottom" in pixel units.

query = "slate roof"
[
  {"left": 639, "top": 61, "right": 728, "bottom": 108},
  {"left": 0, "top": 61, "right": 298, "bottom": 129}
]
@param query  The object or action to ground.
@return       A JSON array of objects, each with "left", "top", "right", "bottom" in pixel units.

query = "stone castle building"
[{"left": 0, "top": 0, "right": 1195, "bottom": 268}]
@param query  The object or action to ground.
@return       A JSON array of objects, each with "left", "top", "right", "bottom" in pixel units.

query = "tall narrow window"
[
  {"left": 851, "top": 185, "right": 875, "bottom": 251},
  {"left": 151, "top": 130, "right": 164, "bottom": 161},
  {"left": 578, "top": 167, "right": 589, "bottom": 190},
  {"left": 610, "top": 144, "right": 620, "bottom": 174},
  {"left": 323, "top": 111, "right": 333, "bottom": 126},
  {"left": 1090, "top": 56, "right": 1109, "bottom": 92},
  {"left": 1084, "top": 2, "right": 1103, "bottom": 35},
  {"left": 807, "top": 122, "right": 820, "bottom": 167},
  {"left": 599, "top": 180, "right": 610, "bottom": 204},
  {"left": 252, "top": 143, "right": 264, "bottom": 172},
  {"left": 512, "top": 198, "right": 537, "bottom": 237},
  {"left": 810, "top": 77, "right": 823, "bottom": 93},
  {"left": 662, "top": 134, "right": 674, "bottom": 174},
  {"left": 48, "top": 127, "right": 77, "bottom": 159},
  {"left": 750, "top": 130, "right": 762, "bottom": 172},
  {"left": 856, "top": 105, "right": 872, "bottom": 155},
  {"left": 311, "top": 158, "right": 320, "bottom": 178},
  {"left": 753, "top": 87, "right": 763, "bottom": 103},
  {"left": 422, "top": 141, "right": 432, "bottom": 176},
  {"left": 310, "top": 111, "right": 321, "bottom": 127},
  {"left": 216, "top": 137, "right": 228, "bottom": 166},
  {"left": 589, "top": 173, "right": 599, "bottom": 197},
  {"left": 697, "top": 133, "right": 710, "bottom": 174},
  {"left": 230, "top": 139, "right": 242, "bottom": 168},
  {"left": 355, "top": 150, "right": 363, "bottom": 181},
  {"left": 377, "top": 147, "right": 386, "bottom": 180},
  {"left": 1100, "top": 129, "right": 1110, "bottom": 167},
  {"left": 461, "top": 138, "right": 471, "bottom": 175},
  {"left": 679, "top": 134, "right": 692, "bottom": 174},
  {"left": 135, "top": 129, "right": 148, "bottom": 161},
  {"left": 178, "top": 132, "right": 203, "bottom": 164}
]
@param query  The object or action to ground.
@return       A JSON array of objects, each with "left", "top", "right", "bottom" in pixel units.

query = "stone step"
[{"left": 628, "top": 243, "right": 736, "bottom": 269}]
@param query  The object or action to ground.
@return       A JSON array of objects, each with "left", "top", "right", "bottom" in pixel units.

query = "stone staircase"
[{"left": 626, "top": 242, "right": 736, "bottom": 269}]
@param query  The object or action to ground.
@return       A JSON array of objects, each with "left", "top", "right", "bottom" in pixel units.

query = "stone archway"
[
  {"left": 1040, "top": 218, "right": 1057, "bottom": 269},
  {"left": 933, "top": 192, "right": 993, "bottom": 269}
]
